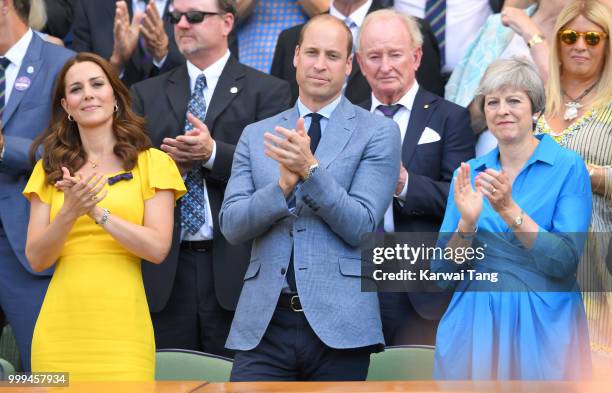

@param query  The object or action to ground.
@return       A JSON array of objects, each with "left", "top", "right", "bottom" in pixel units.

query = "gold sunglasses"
[{"left": 559, "top": 29, "right": 608, "bottom": 46}]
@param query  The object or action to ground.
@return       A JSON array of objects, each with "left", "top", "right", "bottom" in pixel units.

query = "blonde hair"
[
  {"left": 358, "top": 9, "right": 424, "bottom": 52},
  {"left": 546, "top": 0, "right": 612, "bottom": 117},
  {"left": 28, "top": 0, "right": 47, "bottom": 30}
]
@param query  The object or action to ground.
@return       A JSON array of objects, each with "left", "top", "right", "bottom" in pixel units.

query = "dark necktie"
[
  {"left": 181, "top": 74, "right": 208, "bottom": 235},
  {"left": 377, "top": 104, "right": 403, "bottom": 119},
  {"left": 308, "top": 113, "right": 323, "bottom": 153},
  {"left": 0, "top": 57, "right": 11, "bottom": 118},
  {"left": 376, "top": 104, "right": 402, "bottom": 233},
  {"left": 286, "top": 112, "right": 324, "bottom": 292},
  {"left": 425, "top": 0, "right": 447, "bottom": 66}
]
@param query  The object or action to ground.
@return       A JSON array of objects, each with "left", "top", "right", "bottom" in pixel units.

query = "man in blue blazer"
[
  {"left": 220, "top": 15, "right": 400, "bottom": 381},
  {"left": 357, "top": 9, "right": 475, "bottom": 345},
  {"left": 0, "top": 0, "right": 73, "bottom": 371}
]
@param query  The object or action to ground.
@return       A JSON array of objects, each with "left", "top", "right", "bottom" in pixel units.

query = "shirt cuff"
[
  {"left": 201, "top": 141, "right": 217, "bottom": 170},
  {"left": 153, "top": 53, "right": 168, "bottom": 69},
  {"left": 395, "top": 174, "right": 409, "bottom": 204}
]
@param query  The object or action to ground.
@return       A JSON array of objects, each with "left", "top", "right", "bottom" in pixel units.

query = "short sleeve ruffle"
[
  {"left": 138, "top": 148, "right": 186, "bottom": 201},
  {"left": 23, "top": 160, "right": 53, "bottom": 204}
]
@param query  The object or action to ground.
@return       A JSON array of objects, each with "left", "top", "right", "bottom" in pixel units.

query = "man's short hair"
[
  {"left": 358, "top": 9, "right": 423, "bottom": 52},
  {"left": 297, "top": 14, "right": 353, "bottom": 58},
  {"left": 217, "top": 0, "right": 237, "bottom": 16},
  {"left": 13, "top": 0, "right": 31, "bottom": 23}
]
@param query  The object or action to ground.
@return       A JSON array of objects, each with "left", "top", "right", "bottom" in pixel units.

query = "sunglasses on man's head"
[
  {"left": 558, "top": 29, "right": 608, "bottom": 46},
  {"left": 168, "top": 10, "right": 221, "bottom": 24}
]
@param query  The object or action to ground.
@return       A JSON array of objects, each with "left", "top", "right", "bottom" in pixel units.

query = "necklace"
[
  {"left": 88, "top": 160, "right": 98, "bottom": 169},
  {"left": 562, "top": 82, "right": 597, "bottom": 121}
]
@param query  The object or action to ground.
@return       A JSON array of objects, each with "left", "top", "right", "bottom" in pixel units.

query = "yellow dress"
[{"left": 23, "top": 148, "right": 186, "bottom": 381}]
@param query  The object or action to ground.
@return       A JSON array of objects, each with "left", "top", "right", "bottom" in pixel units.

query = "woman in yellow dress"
[{"left": 22, "top": 52, "right": 186, "bottom": 381}]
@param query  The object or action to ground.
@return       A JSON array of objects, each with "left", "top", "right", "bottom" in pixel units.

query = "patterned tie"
[
  {"left": 377, "top": 104, "right": 403, "bottom": 118},
  {"left": 308, "top": 113, "right": 323, "bottom": 153},
  {"left": 425, "top": 0, "right": 446, "bottom": 66},
  {"left": 181, "top": 74, "right": 208, "bottom": 235},
  {"left": 0, "top": 57, "right": 11, "bottom": 118}
]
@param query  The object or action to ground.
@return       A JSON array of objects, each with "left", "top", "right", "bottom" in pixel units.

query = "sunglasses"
[
  {"left": 558, "top": 29, "right": 608, "bottom": 46},
  {"left": 168, "top": 10, "right": 222, "bottom": 24}
]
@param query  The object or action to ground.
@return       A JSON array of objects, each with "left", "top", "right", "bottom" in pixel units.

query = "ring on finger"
[
  {"left": 491, "top": 187, "right": 497, "bottom": 195},
  {"left": 90, "top": 194, "right": 97, "bottom": 201}
]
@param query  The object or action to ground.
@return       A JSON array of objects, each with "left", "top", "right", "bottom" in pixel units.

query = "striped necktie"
[
  {"left": 0, "top": 57, "right": 11, "bottom": 118},
  {"left": 425, "top": 0, "right": 446, "bottom": 66}
]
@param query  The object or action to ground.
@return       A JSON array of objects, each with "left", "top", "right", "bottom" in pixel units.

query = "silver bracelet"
[{"left": 95, "top": 208, "right": 110, "bottom": 226}]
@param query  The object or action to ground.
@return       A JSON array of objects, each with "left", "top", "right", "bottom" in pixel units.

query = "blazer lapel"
[
  {"left": 3, "top": 34, "right": 44, "bottom": 126},
  {"left": 166, "top": 65, "right": 190, "bottom": 137},
  {"left": 402, "top": 88, "right": 437, "bottom": 166},
  {"left": 316, "top": 97, "right": 354, "bottom": 169},
  {"left": 204, "top": 56, "right": 244, "bottom": 133}
]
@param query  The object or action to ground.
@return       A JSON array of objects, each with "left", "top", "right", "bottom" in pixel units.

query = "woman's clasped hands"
[{"left": 55, "top": 167, "right": 108, "bottom": 220}]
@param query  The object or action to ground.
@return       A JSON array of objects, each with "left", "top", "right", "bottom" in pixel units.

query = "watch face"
[{"left": 514, "top": 215, "right": 523, "bottom": 227}]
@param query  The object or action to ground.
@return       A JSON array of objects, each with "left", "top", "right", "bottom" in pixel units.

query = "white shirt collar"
[
  {"left": 297, "top": 94, "right": 342, "bottom": 119},
  {"left": 186, "top": 50, "right": 231, "bottom": 93},
  {"left": 370, "top": 80, "right": 419, "bottom": 112},
  {"left": 3, "top": 29, "right": 33, "bottom": 69},
  {"left": 329, "top": 0, "right": 372, "bottom": 27}
]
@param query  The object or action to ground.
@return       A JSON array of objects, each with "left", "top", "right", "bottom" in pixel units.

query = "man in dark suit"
[
  {"left": 0, "top": 0, "right": 74, "bottom": 371},
  {"left": 270, "top": 0, "right": 443, "bottom": 104},
  {"left": 130, "top": 0, "right": 291, "bottom": 357},
  {"left": 72, "top": 0, "right": 183, "bottom": 86},
  {"left": 357, "top": 9, "right": 475, "bottom": 345}
]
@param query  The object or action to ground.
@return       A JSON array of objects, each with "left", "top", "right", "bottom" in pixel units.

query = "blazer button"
[{"left": 281, "top": 267, "right": 287, "bottom": 275}]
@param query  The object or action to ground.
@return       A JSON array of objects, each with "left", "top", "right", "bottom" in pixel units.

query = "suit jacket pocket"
[
  {"left": 338, "top": 257, "right": 363, "bottom": 277},
  {"left": 243, "top": 259, "right": 261, "bottom": 281}
]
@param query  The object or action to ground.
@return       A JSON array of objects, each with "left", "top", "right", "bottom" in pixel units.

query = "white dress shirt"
[
  {"left": 330, "top": 0, "right": 373, "bottom": 49},
  {"left": 393, "top": 0, "right": 493, "bottom": 72},
  {"left": 2, "top": 29, "right": 33, "bottom": 106},
  {"left": 1, "top": 29, "right": 33, "bottom": 161},
  {"left": 181, "top": 50, "right": 231, "bottom": 241},
  {"left": 370, "top": 81, "right": 419, "bottom": 232}
]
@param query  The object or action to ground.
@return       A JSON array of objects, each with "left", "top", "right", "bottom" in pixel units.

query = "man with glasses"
[
  {"left": 220, "top": 14, "right": 400, "bottom": 381},
  {"left": 131, "top": 0, "right": 291, "bottom": 357}
]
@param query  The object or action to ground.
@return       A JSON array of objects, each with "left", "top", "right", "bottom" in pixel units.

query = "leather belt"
[
  {"left": 277, "top": 294, "right": 303, "bottom": 312},
  {"left": 180, "top": 240, "right": 213, "bottom": 252}
]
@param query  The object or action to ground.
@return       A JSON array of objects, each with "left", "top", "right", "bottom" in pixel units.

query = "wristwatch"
[
  {"left": 511, "top": 210, "right": 524, "bottom": 229},
  {"left": 303, "top": 162, "right": 319, "bottom": 182},
  {"left": 527, "top": 34, "right": 544, "bottom": 48}
]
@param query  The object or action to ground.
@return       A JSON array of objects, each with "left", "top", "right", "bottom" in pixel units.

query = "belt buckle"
[{"left": 290, "top": 295, "right": 303, "bottom": 312}]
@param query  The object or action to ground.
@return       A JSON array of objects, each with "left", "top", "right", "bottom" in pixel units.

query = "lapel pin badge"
[
  {"left": 14, "top": 76, "right": 31, "bottom": 91},
  {"left": 26, "top": 66, "right": 34, "bottom": 74},
  {"left": 230, "top": 87, "right": 238, "bottom": 94},
  {"left": 424, "top": 104, "right": 429, "bottom": 109}
]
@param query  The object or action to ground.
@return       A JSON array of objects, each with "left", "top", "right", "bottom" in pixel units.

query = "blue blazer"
[
  {"left": 0, "top": 33, "right": 74, "bottom": 274},
  {"left": 220, "top": 97, "right": 401, "bottom": 351}
]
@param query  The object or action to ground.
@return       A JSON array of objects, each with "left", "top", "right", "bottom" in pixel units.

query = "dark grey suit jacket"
[
  {"left": 131, "top": 56, "right": 292, "bottom": 312},
  {"left": 72, "top": 0, "right": 183, "bottom": 86}
]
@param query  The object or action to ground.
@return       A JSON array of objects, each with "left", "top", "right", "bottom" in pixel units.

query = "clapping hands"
[{"left": 56, "top": 167, "right": 108, "bottom": 221}]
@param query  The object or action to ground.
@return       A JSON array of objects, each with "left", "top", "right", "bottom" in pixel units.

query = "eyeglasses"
[
  {"left": 168, "top": 10, "right": 222, "bottom": 24},
  {"left": 558, "top": 29, "right": 608, "bottom": 46}
]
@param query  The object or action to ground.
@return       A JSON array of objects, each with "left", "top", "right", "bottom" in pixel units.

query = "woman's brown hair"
[{"left": 30, "top": 52, "right": 152, "bottom": 183}]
